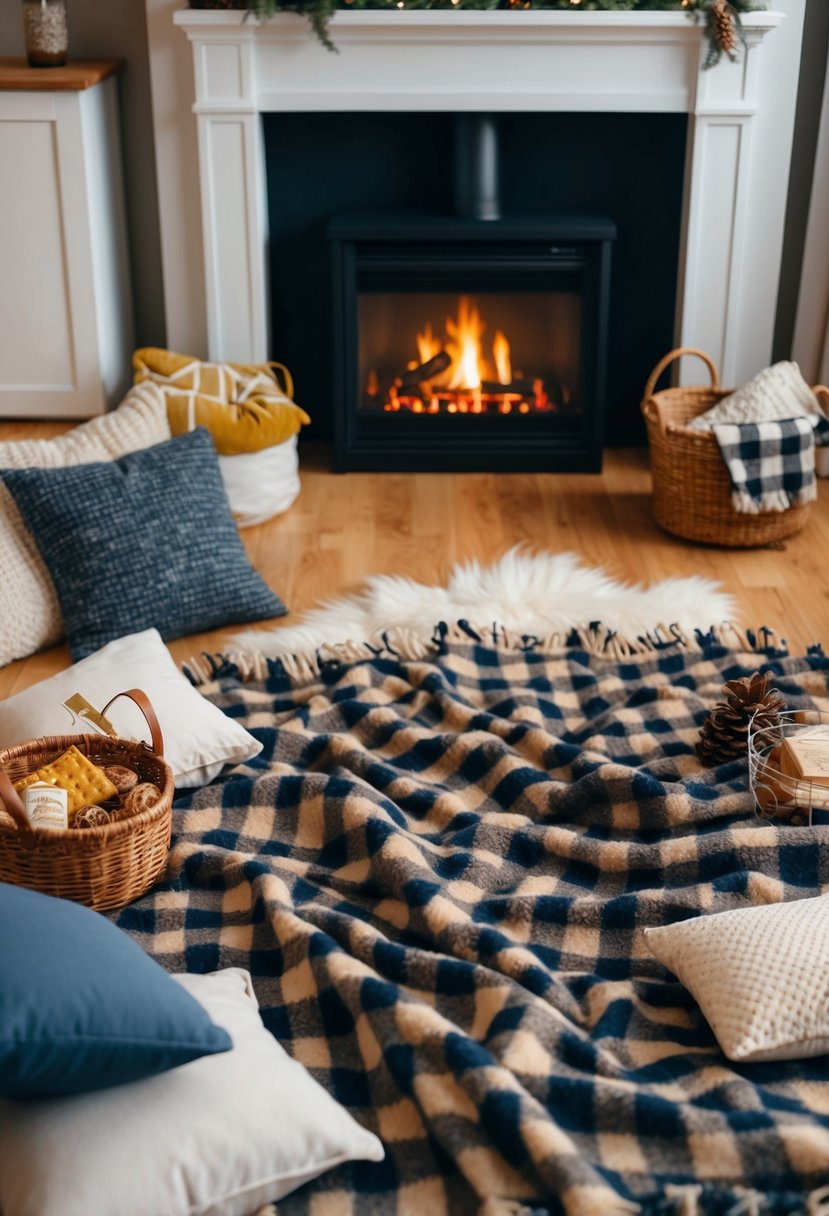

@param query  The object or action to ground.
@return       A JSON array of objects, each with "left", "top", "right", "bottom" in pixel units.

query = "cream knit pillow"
[
  {"left": 645, "top": 895, "right": 829, "bottom": 1063},
  {"left": 687, "top": 361, "right": 823, "bottom": 430},
  {"left": 0, "top": 384, "right": 171, "bottom": 667}
]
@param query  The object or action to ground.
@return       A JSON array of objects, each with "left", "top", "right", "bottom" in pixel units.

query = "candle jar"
[{"left": 22, "top": 0, "right": 69, "bottom": 68}]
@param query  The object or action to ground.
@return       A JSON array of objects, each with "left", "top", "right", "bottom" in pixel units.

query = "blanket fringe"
[
  {"left": 808, "top": 1185, "right": 829, "bottom": 1216},
  {"left": 184, "top": 619, "right": 790, "bottom": 687},
  {"left": 664, "top": 1185, "right": 704, "bottom": 1216}
]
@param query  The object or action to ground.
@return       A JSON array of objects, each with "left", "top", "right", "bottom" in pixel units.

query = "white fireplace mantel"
[{"left": 173, "top": 7, "right": 791, "bottom": 388}]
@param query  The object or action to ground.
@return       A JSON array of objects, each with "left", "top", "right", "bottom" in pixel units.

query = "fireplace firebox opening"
[{"left": 330, "top": 212, "right": 615, "bottom": 473}]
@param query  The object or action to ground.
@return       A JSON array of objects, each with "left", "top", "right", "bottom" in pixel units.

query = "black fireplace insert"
[{"left": 330, "top": 211, "right": 615, "bottom": 473}]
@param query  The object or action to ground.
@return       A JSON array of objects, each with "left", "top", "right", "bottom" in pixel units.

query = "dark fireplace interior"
[{"left": 264, "top": 110, "right": 687, "bottom": 460}]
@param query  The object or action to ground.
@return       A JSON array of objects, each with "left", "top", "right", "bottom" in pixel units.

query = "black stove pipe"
[{"left": 454, "top": 113, "right": 501, "bottom": 222}]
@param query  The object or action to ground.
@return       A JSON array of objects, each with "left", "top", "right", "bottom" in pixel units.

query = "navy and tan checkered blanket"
[
  {"left": 115, "top": 625, "right": 829, "bottom": 1216},
  {"left": 713, "top": 417, "right": 827, "bottom": 514}
]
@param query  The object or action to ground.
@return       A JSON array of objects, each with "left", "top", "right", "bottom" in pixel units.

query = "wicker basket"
[
  {"left": 641, "top": 347, "right": 829, "bottom": 548},
  {"left": 0, "top": 690, "right": 174, "bottom": 912}
]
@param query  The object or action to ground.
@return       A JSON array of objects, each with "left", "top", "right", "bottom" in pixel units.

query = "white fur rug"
[{"left": 232, "top": 548, "right": 735, "bottom": 658}]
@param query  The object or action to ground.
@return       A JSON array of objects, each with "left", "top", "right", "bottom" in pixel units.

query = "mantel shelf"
[{"left": 174, "top": 8, "right": 781, "bottom": 31}]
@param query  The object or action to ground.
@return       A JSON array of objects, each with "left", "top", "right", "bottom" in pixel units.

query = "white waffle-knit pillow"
[
  {"left": 0, "top": 384, "right": 170, "bottom": 667},
  {"left": 645, "top": 895, "right": 829, "bottom": 1063}
]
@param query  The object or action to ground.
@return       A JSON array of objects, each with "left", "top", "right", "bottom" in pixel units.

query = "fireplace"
[{"left": 330, "top": 211, "right": 614, "bottom": 471}]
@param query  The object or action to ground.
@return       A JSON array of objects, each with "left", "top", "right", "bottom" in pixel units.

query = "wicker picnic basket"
[
  {"left": 641, "top": 347, "right": 829, "bottom": 548},
  {"left": 0, "top": 689, "right": 174, "bottom": 912}
]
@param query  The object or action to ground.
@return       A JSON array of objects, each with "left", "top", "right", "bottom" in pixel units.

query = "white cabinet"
[{"left": 0, "top": 60, "right": 133, "bottom": 418}]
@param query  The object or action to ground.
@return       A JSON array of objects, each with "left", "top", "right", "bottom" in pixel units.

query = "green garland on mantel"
[{"left": 189, "top": 0, "right": 763, "bottom": 59}]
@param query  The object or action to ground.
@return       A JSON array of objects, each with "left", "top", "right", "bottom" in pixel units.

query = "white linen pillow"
[
  {"left": 0, "top": 967, "right": 385, "bottom": 1216},
  {"left": 219, "top": 434, "right": 301, "bottom": 526},
  {"left": 0, "top": 383, "right": 171, "bottom": 666},
  {"left": 645, "top": 894, "right": 829, "bottom": 1063},
  {"left": 0, "top": 628, "right": 261, "bottom": 788}
]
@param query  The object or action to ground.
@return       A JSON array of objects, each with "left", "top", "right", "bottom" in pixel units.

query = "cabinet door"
[{"left": 0, "top": 91, "right": 104, "bottom": 418}]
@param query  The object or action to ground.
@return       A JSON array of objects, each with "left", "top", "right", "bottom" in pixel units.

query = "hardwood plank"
[{"left": 1, "top": 430, "right": 828, "bottom": 703}]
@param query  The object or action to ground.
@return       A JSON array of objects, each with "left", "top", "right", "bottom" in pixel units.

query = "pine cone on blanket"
[
  {"left": 697, "top": 671, "right": 785, "bottom": 767},
  {"left": 710, "top": 0, "right": 739, "bottom": 58}
]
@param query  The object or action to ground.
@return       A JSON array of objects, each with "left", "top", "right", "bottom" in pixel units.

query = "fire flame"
[
  {"left": 492, "top": 330, "right": 511, "bottom": 386},
  {"left": 416, "top": 323, "right": 442, "bottom": 367},
  {"left": 415, "top": 296, "right": 512, "bottom": 392},
  {"left": 445, "top": 297, "right": 485, "bottom": 391},
  {"left": 374, "top": 295, "right": 560, "bottom": 416}
]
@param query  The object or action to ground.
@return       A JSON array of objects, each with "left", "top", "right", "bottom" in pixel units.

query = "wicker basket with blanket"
[{"left": 641, "top": 347, "right": 829, "bottom": 548}]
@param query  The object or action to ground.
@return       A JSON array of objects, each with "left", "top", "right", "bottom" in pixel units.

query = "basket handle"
[
  {"left": 100, "top": 689, "right": 165, "bottom": 758},
  {"left": 814, "top": 385, "right": 829, "bottom": 413},
  {"left": 643, "top": 347, "right": 720, "bottom": 404},
  {"left": 0, "top": 771, "right": 30, "bottom": 831},
  {"left": 266, "top": 361, "right": 294, "bottom": 400}
]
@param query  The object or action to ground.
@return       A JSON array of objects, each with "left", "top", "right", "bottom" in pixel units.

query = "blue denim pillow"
[
  {"left": 0, "top": 883, "right": 232, "bottom": 1097},
  {"left": 2, "top": 427, "right": 286, "bottom": 660}
]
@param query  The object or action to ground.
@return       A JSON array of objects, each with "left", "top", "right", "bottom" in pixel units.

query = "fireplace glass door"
[
  {"left": 330, "top": 216, "right": 614, "bottom": 472},
  {"left": 359, "top": 290, "right": 582, "bottom": 422}
]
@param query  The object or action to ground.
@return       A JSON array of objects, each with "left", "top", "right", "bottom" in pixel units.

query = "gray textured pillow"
[
  {"left": 2, "top": 427, "right": 286, "bottom": 661},
  {"left": 0, "top": 384, "right": 171, "bottom": 666}
]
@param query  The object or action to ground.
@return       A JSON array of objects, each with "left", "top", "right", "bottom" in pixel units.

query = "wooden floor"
[{"left": 2, "top": 430, "right": 829, "bottom": 701}]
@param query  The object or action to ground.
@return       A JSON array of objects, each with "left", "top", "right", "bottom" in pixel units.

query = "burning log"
[
  {"left": 397, "top": 350, "right": 451, "bottom": 388},
  {"left": 481, "top": 377, "right": 538, "bottom": 396}
]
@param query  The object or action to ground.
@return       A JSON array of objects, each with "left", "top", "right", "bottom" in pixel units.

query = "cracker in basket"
[{"left": 14, "top": 745, "right": 119, "bottom": 817}]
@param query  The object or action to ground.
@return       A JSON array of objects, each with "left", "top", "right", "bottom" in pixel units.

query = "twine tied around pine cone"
[{"left": 697, "top": 671, "right": 786, "bottom": 767}]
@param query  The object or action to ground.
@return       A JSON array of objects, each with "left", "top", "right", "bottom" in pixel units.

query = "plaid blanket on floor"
[
  {"left": 115, "top": 625, "right": 829, "bottom": 1216},
  {"left": 712, "top": 417, "right": 826, "bottom": 514}
]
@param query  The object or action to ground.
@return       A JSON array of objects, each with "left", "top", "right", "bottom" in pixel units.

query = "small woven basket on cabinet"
[
  {"left": 0, "top": 689, "right": 174, "bottom": 912},
  {"left": 641, "top": 347, "right": 829, "bottom": 548}
]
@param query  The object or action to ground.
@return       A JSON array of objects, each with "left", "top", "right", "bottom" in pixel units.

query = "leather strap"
[
  {"left": 100, "top": 689, "right": 165, "bottom": 757},
  {"left": 0, "top": 770, "right": 30, "bottom": 831}
]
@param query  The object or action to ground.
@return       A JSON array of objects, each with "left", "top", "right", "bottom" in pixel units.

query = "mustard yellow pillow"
[{"left": 132, "top": 348, "right": 310, "bottom": 456}]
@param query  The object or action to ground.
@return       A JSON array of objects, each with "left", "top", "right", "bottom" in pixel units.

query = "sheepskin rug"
[{"left": 232, "top": 548, "right": 735, "bottom": 658}]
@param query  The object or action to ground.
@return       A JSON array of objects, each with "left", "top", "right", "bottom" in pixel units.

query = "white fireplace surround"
[{"left": 171, "top": 7, "right": 795, "bottom": 389}]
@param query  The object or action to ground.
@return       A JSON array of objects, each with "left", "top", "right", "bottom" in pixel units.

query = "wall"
[
  {"left": 0, "top": 0, "right": 166, "bottom": 349},
  {"left": 790, "top": 6, "right": 829, "bottom": 384},
  {"left": 775, "top": 0, "right": 829, "bottom": 367}
]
